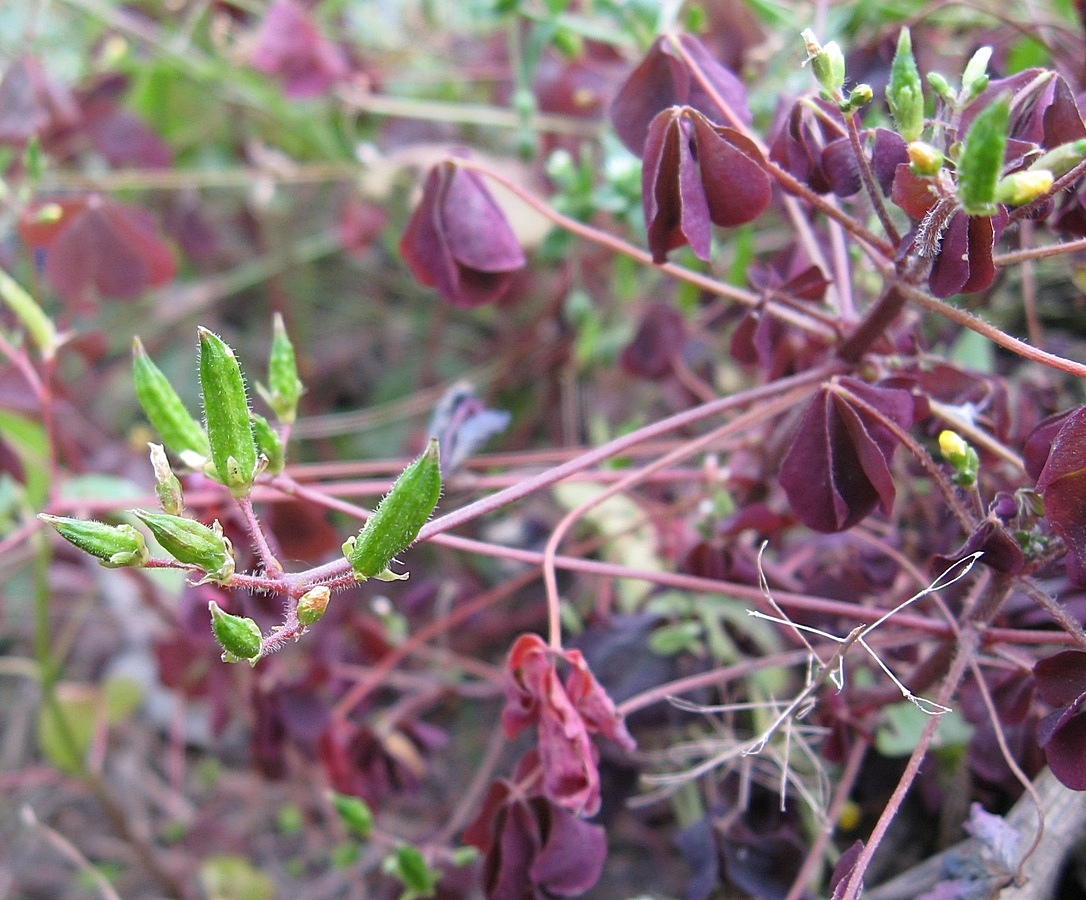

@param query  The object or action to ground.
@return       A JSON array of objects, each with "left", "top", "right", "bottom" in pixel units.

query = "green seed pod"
[
  {"left": 1030, "top": 139, "right": 1086, "bottom": 178},
  {"left": 39, "top": 514, "right": 149, "bottom": 568},
  {"left": 131, "top": 509, "right": 235, "bottom": 584},
  {"left": 256, "top": 312, "right": 303, "bottom": 425},
  {"left": 250, "top": 412, "right": 284, "bottom": 475},
  {"left": 957, "top": 94, "right": 1009, "bottom": 215},
  {"left": 133, "top": 337, "right": 210, "bottom": 463},
  {"left": 198, "top": 327, "right": 258, "bottom": 497},
  {"left": 343, "top": 439, "right": 442, "bottom": 581},
  {"left": 297, "top": 585, "right": 331, "bottom": 626},
  {"left": 149, "top": 443, "right": 185, "bottom": 516},
  {"left": 208, "top": 600, "right": 262, "bottom": 664},
  {"left": 887, "top": 28, "right": 924, "bottom": 142},
  {"left": 328, "top": 790, "right": 373, "bottom": 839}
]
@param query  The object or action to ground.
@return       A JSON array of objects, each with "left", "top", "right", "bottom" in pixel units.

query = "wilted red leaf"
[
  {"left": 779, "top": 378, "right": 916, "bottom": 533},
  {"left": 610, "top": 34, "right": 751, "bottom": 157},
  {"left": 1036, "top": 407, "right": 1086, "bottom": 583},
  {"left": 249, "top": 0, "right": 349, "bottom": 99},
  {"left": 641, "top": 106, "right": 770, "bottom": 262},
  {"left": 501, "top": 633, "right": 635, "bottom": 816},
  {"left": 400, "top": 159, "right": 526, "bottom": 307}
]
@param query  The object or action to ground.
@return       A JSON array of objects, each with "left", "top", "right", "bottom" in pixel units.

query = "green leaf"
[
  {"left": 199, "top": 328, "right": 258, "bottom": 497},
  {"left": 887, "top": 28, "right": 924, "bottom": 142},
  {"left": 37, "top": 683, "right": 98, "bottom": 775},
  {"left": 875, "top": 703, "right": 973, "bottom": 756},
  {"left": 957, "top": 94, "right": 1009, "bottom": 214},
  {"left": 0, "top": 409, "right": 50, "bottom": 508}
]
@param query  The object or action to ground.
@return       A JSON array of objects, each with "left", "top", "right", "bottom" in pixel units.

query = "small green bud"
[
  {"left": 133, "top": 337, "right": 210, "bottom": 463},
  {"left": 131, "top": 509, "right": 235, "bottom": 584},
  {"left": 938, "top": 430, "right": 979, "bottom": 487},
  {"left": 39, "top": 514, "right": 149, "bottom": 568},
  {"left": 0, "top": 265, "right": 60, "bottom": 362},
  {"left": 995, "top": 170, "right": 1054, "bottom": 206},
  {"left": 208, "top": 600, "right": 262, "bottom": 664},
  {"left": 907, "top": 141, "right": 944, "bottom": 176},
  {"left": 1030, "top": 139, "right": 1086, "bottom": 178},
  {"left": 297, "top": 585, "right": 331, "bottom": 626},
  {"left": 960, "top": 46, "right": 992, "bottom": 104},
  {"left": 198, "top": 327, "right": 258, "bottom": 497},
  {"left": 383, "top": 844, "right": 439, "bottom": 894},
  {"left": 343, "top": 439, "right": 442, "bottom": 581},
  {"left": 841, "top": 83, "right": 873, "bottom": 113},
  {"left": 256, "top": 313, "right": 303, "bottom": 425},
  {"left": 149, "top": 443, "right": 184, "bottom": 515},
  {"left": 927, "top": 72, "right": 954, "bottom": 104},
  {"left": 250, "top": 412, "right": 284, "bottom": 475},
  {"left": 956, "top": 94, "right": 1010, "bottom": 215},
  {"left": 887, "top": 28, "right": 925, "bottom": 142},
  {"left": 802, "top": 30, "right": 845, "bottom": 98},
  {"left": 328, "top": 790, "right": 373, "bottom": 839}
]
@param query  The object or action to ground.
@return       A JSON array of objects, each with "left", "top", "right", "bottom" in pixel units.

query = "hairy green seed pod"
[
  {"left": 39, "top": 514, "right": 149, "bottom": 568},
  {"left": 1030, "top": 139, "right": 1086, "bottom": 178},
  {"left": 887, "top": 28, "right": 924, "bottom": 143},
  {"left": 208, "top": 600, "right": 262, "bottom": 664},
  {"left": 133, "top": 336, "right": 210, "bottom": 463},
  {"left": 957, "top": 94, "right": 1009, "bottom": 215},
  {"left": 131, "top": 509, "right": 235, "bottom": 584},
  {"left": 250, "top": 412, "right": 284, "bottom": 475},
  {"left": 297, "top": 585, "right": 331, "bottom": 626},
  {"left": 343, "top": 439, "right": 442, "bottom": 581},
  {"left": 256, "top": 312, "right": 303, "bottom": 425},
  {"left": 198, "top": 327, "right": 258, "bottom": 497}
]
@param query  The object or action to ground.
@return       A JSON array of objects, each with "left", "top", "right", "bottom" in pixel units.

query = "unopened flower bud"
[
  {"left": 250, "top": 412, "right": 284, "bottom": 475},
  {"left": 907, "top": 141, "right": 944, "bottom": 176},
  {"left": 149, "top": 443, "right": 184, "bottom": 515},
  {"left": 841, "top": 84, "right": 873, "bottom": 113},
  {"left": 297, "top": 585, "right": 331, "bottom": 626},
  {"left": 209, "top": 599, "right": 262, "bottom": 664},
  {"left": 39, "top": 514, "right": 149, "bottom": 568},
  {"left": 131, "top": 509, "right": 235, "bottom": 584},
  {"left": 995, "top": 170, "right": 1054, "bottom": 206},
  {"left": 802, "top": 30, "right": 845, "bottom": 98},
  {"left": 938, "top": 430, "right": 979, "bottom": 487}
]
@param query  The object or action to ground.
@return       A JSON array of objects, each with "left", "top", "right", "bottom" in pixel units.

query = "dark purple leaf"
[
  {"left": 399, "top": 159, "right": 526, "bottom": 307},
  {"left": 1023, "top": 407, "right": 1079, "bottom": 481},
  {"left": 249, "top": 0, "right": 349, "bottom": 99},
  {"left": 924, "top": 208, "right": 1007, "bottom": 299},
  {"left": 1036, "top": 407, "right": 1086, "bottom": 582},
  {"left": 830, "top": 840, "right": 865, "bottom": 900},
  {"left": 641, "top": 106, "right": 770, "bottom": 262},
  {"left": 610, "top": 34, "right": 751, "bottom": 156},
  {"left": 0, "top": 55, "right": 79, "bottom": 146},
  {"left": 872, "top": 128, "right": 908, "bottom": 195},
  {"left": 529, "top": 802, "right": 608, "bottom": 895},
  {"left": 83, "top": 108, "right": 172, "bottom": 169},
  {"left": 675, "top": 818, "right": 720, "bottom": 900},
  {"left": 780, "top": 379, "right": 916, "bottom": 533},
  {"left": 620, "top": 303, "right": 686, "bottom": 378},
  {"left": 1036, "top": 706, "right": 1086, "bottom": 790},
  {"left": 932, "top": 518, "right": 1025, "bottom": 576},
  {"left": 1033, "top": 650, "right": 1086, "bottom": 707},
  {"left": 821, "top": 136, "right": 862, "bottom": 197}
]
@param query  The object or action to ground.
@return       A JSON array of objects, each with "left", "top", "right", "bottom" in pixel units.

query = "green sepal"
[
  {"left": 131, "top": 509, "right": 235, "bottom": 584},
  {"left": 39, "top": 514, "right": 149, "bottom": 568},
  {"left": 208, "top": 600, "right": 262, "bottom": 664},
  {"left": 956, "top": 94, "right": 1009, "bottom": 215},
  {"left": 887, "top": 28, "right": 924, "bottom": 142},
  {"left": 256, "top": 312, "right": 303, "bottom": 425},
  {"left": 133, "top": 337, "right": 211, "bottom": 463},
  {"left": 344, "top": 439, "right": 442, "bottom": 581},
  {"left": 149, "top": 443, "right": 185, "bottom": 515},
  {"left": 250, "top": 412, "right": 284, "bottom": 475},
  {"left": 198, "top": 328, "right": 258, "bottom": 497}
]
